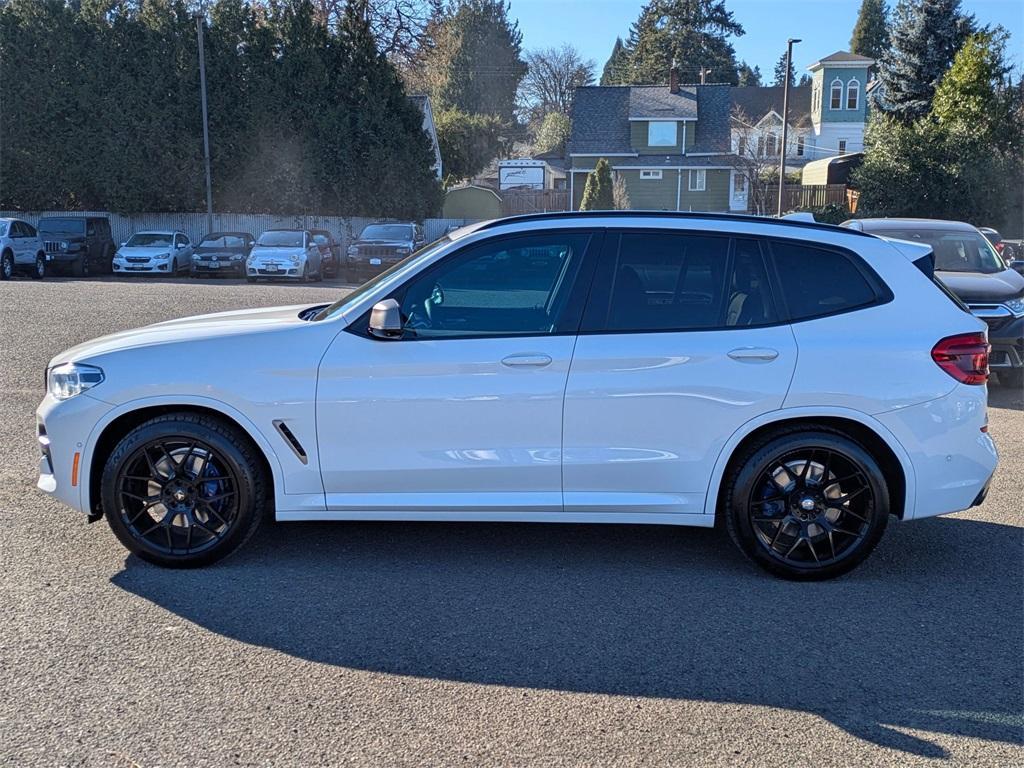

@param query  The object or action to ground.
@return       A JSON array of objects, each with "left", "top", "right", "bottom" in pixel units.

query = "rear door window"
[{"left": 768, "top": 241, "right": 878, "bottom": 321}]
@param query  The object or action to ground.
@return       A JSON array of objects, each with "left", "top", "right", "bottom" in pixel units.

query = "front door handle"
[
  {"left": 728, "top": 347, "right": 779, "bottom": 362},
  {"left": 501, "top": 354, "right": 553, "bottom": 368}
]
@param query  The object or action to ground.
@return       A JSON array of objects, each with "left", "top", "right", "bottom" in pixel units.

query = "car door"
[
  {"left": 10, "top": 221, "right": 30, "bottom": 264},
  {"left": 562, "top": 231, "right": 797, "bottom": 519},
  {"left": 315, "top": 229, "right": 600, "bottom": 516},
  {"left": 175, "top": 233, "right": 192, "bottom": 267}
]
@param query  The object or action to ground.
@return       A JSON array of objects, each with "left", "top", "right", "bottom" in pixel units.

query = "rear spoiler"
[{"left": 879, "top": 236, "right": 936, "bottom": 278}]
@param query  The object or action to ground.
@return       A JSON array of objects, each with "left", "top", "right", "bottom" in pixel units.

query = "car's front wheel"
[
  {"left": 101, "top": 413, "right": 267, "bottom": 567},
  {"left": 724, "top": 428, "right": 889, "bottom": 580},
  {"left": 0, "top": 250, "right": 13, "bottom": 280},
  {"left": 32, "top": 252, "right": 46, "bottom": 280}
]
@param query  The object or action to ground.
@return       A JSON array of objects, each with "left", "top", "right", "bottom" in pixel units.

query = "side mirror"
[
  {"left": 176, "top": 242, "right": 187, "bottom": 249},
  {"left": 368, "top": 299, "right": 403, "bottom": 339}
]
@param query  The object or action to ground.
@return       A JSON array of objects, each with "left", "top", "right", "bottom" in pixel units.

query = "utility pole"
[
  {"left": 195, "top": 11, "right": 214, "bottom": 234},
  {"left": 777, "top": 38, "right": 800, "bottom": 217}
]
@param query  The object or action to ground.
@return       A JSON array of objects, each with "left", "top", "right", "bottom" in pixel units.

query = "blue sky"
[{"left": 510, "top": 0, "right": 1023, "bottom": 79}]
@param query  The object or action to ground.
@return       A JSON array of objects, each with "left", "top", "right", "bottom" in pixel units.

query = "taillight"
[{"left": 931, "top": 333, "right": 990, "bottom": 385}]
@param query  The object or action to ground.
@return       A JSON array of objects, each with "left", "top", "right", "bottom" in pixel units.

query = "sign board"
[{"left": 499, "top": 165, "right": 545, "bottom": 190}]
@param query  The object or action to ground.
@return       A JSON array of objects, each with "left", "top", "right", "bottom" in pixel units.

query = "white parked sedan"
[
  {"left": 36, "top": 212, "right": 997, "bottom": 579},
  {"left": 112, "top": 231, "right": 193, "bottom": 275},
  {"left": 0, "top": 217, "right": 47, "bottom": 280},
  {"left": 246, "top": 229, "right": 323, "bottom": 282}
]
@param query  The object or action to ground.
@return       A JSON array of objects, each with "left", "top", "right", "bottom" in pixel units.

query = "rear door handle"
[
  {"left": 728, "top": 347, "right": 779, "bottom": 362},
  {"left": 501, "top": 354, "right": 553, "bottom": 368}
]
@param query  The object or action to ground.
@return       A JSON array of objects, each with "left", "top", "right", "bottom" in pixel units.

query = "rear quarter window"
[{"left": 769, "top": 241, "right": 880, "bottom": 321}]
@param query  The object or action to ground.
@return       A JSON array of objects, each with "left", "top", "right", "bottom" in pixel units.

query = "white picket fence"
[{"left": 0, "top": 211, "right": 478, "bottom": 250}]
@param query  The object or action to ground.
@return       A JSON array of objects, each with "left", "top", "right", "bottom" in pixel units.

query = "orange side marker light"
[{"left": 71, "top": 452, "right": 81, "bottom": 487}]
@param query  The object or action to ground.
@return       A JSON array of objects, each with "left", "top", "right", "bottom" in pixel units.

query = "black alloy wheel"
[
  {"left": 725, "top": 429, "right": 889, "bottom": 580},
  {"left": 33, "top": 253, "right": 45, "bottom": 280},
  {"left": 0, "top": 251, "right": 12, "bottom": 280},
  {"left": 102, "top": 413, "right": 266, "bottom": 567}
]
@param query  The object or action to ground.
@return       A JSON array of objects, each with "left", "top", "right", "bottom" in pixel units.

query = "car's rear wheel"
[
  {"left": 32, "top": 252, "right": 45, "bottom": 280},
  {"left": 724, "top": 428, "right": 889, "bottom": 580},
  {"left": 101, "top": 413, "right": 267, "bottom": 568},
  {"left": 0, "top": 250, "right": 12, "bottom": 280}
]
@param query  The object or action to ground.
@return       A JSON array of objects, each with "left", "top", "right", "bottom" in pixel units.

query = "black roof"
[
  {"left": 477, "top": 210, "right": 874, "bottom": 238},
  {"left": 731, "top": 86, "right": 812, "bottom": 124}
]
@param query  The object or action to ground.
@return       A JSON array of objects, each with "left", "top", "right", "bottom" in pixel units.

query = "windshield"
[
  {"left": 258, "top": 231, "right": 304, "bottom": 247},
  {"left": 314, "top": 236, "right": 452, "bottom": 321},
  {"left": 360, "top": 224, "right": 413, "bottom": 241},
  {"left": 126, "top": 233, "right": 174, "bottom": 247},
  {"left": 881, "top": 229, "right": 1005, "bottom": 274},
  {"left": 39, "top": 218, "right": 86, "bottom": 235},
  {"left": 200, "top": 234, "right": 248, "bottom": 248}
]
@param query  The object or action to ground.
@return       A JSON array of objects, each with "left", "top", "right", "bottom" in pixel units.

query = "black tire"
[
  {"left": 999, "top": 368, "right": 1023, "bottom": 389},
  {"left": 171, "top": 257, "right": 178, "bottom": 276},
  {"left": 101, "top": 412, "right": 267, "bottom": 568},
  {"left": 0, "top": 250, "right": 12, "bottom": 280},
  {"left": 32, "top": 252, "right": 45, "bottom": 280},
  {"left": 723, "top": 427, "right": 889, "bottom": 580},
  {"left": 302, "top": 262, "right": 311, "bottom": 282},
  {"left": 246, "top": 276, "right": 256, "bottom": 284}
]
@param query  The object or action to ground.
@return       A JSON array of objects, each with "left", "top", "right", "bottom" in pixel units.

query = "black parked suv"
[
  {"left": 843, "top": 218, "right": 1024, "bottom": 388},
  {"left": 190, "top": 231, "right": 254, "bottom": 278},
  {"left": 344, "top": 222, "right": 424, "bottom": 283},
  {"left": 38, "top": 216, "right": 115, "bottom": 276}
]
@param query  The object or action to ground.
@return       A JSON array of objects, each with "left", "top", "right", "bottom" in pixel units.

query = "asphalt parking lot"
[{"left": 1, "top": 275, "right": 1022, "bottom": 767}]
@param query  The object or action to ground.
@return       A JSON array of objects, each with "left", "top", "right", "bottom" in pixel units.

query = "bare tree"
[
  {"left": 519, "top": 44, "right": 594, "bottom": 124},
  {"left": 311, "top": 0, "right": 438, "bottom": 65},
  {"left": 729, "top": 105, "right": 811, "bottom": 214}
]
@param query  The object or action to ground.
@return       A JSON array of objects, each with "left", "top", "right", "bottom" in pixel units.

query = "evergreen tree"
[
  {"left": 622, "top": 0, "right": 744, "bottom": 85},
  {"left": 600, "top": 37, "right": 628, "bottom": 85},
  {"left": 434, "top": 108, "right": 504, "bottom": 185},
  {"left": 579, "top": 158, "right": 614, "bottom": 211},
  {"left": 771, "top": 51, "right": 793, "bottom": 87},
  {"left": 430, "top": 0, "right": 527, "bottom": 123},
  {"left": 736, "top": 60, "right": 761, "bottom": 87},
  {"left": 856, "top": 31, "right": 1021, "bottom": 228},
  {"left": 850, "top": 0, "right": 889, "bottom": 61},
  {"left": 532, "top": 111, "right": 571, "bottom": 154},
  {"left": 873, "top": 0, "right": 974, "bottom": 122}
]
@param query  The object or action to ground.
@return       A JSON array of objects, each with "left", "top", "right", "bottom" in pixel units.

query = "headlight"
[
  {"left": 232, "top": 253, "right": 244, "bottom": 261},
  {"left": 396, "top": 246, "right": 411, "bottom": 255},
  {"left": 347, "top": 245, "right": 358, "bottom": 255},
  {"left": 1004, "top": 296, "right": 1024, "bottom": 317},
  {"left": 48, "top": 363, "right": 104, "bottom": 400},
  {"left": 290, "top": 253, "right": 300, "bottom": 264},
  {"left": 155, "top": 252, "right": 170, "bottom": 260},
  {"left": 59, "top": 241, "right": 69, "bottom": 251}
]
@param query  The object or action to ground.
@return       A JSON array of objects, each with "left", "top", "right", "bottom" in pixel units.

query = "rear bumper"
[{"left": 875, "top": 385, "right": 998, "bottom": 520}]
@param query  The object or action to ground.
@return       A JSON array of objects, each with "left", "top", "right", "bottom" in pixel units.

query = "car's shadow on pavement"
[{"left": 111, "top": 517, "right": 1023, "bottom": 758}]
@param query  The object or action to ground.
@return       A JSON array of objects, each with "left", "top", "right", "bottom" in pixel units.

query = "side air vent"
[{"left": 273, "top": 420, "right": 308, "bottom": 464}]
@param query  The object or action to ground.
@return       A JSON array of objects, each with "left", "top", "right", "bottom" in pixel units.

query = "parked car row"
[{"left": 1, "top": 214, "right": 428, "bottom": 283}]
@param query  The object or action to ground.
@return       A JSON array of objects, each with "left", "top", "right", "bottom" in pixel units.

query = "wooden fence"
[
  {"left": 500, "top": 189, "right": 569, "bottom": 216},
  {"left": 760, "top": 184, "right": 849, "bottom": 213}
]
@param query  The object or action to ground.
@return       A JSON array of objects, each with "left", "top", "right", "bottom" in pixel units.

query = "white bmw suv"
[{"left": 36, "top": 213, "right": 997, "bottom": 579}]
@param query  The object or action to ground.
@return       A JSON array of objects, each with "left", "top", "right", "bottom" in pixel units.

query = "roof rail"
[{"left": 476, "top": 210, "right": 873, "bottom": 238}]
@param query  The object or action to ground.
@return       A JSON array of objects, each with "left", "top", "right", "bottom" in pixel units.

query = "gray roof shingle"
[
  {"left": 567, "top": 87, "right": 632, "bottom": 155},
  {"left": 628, "top": 86, "right": 698, "bottom": 119},
  {"left": 730, "top": 86, "right": 812, "bottom": 124}
]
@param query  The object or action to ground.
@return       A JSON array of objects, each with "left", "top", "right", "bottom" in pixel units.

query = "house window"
[
  {"left": 756, "top": 136, "right": 765, "bottom": 157},
  {"left": 734, "top": 174, "right": 746, "bottom": 192},
  {"left": 765, "top": 132, "right": 778, "bottom": 156},
  {"left": 838, "top": 139, "right": 848, "bottom": 154},
  {"left": 737, "top": 135, "right": 747, "bottom": 156},
  {"left": 640, "top": 170, "right": 663, "bottom": 180},
  {"left": 796, "top": 135, "right": 805, "bottom": 156},
  {"left": 647, "top": 121, "right": 677, "bottom": 147},
  {"left": 846, "top": 78, "right": 860, "bottom": 110},
  {"left": 688, "top": 169, "right": 706, "bottom": 191},
  {"left": 830, "top": 79, "right": 843, "bottom": 110}
]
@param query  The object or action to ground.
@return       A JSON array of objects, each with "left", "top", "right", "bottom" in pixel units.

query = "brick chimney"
[{"left": 669, "top": 59, "right": 680, "bottom": 94}]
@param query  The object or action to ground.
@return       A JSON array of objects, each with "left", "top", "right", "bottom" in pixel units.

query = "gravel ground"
[{"left": 1, "top": 275, "right": 1022, "bottom": 768}]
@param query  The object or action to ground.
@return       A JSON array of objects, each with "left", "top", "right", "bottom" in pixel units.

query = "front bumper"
[
  {"left": 192, "top": 259, "right": 245, "bottom": 275},
  {"left": 113, "top": 260, "right": 172, "bottom": 273},
  {"left": 988, "top": 316, "right": 1024, "bottom": 371},
  {"left": 247, "top": 259, "right": 306, "bottom": 279},
  {"left": 46, "top": 249, "right": 85, "bottom": 264},
  {"left": 36, "top": 392, "right": 116, "bottom": 516}
]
